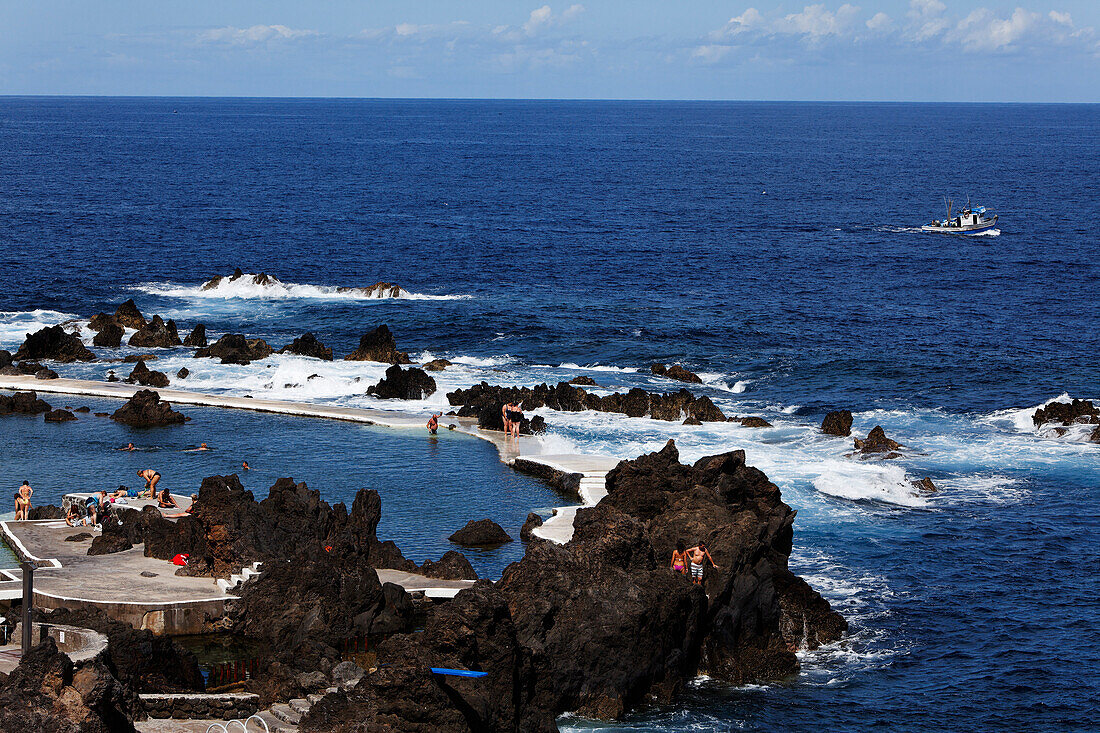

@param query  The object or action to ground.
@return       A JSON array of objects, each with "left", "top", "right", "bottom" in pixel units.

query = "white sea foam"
[
  {"left": 0, "top": 310, "right": 83, "bottom": 348},
  {"left": 556, "top": 362, "right": 639, "bottom": 373},
  {"left": 131, "top": 273, "right": 470, "bottom": 302},
  {"left": 811, "top": 461, "right": 928, "bottom": 508},
  {"left": 732, "top": 380, "right": 751, "bottom": 393}
]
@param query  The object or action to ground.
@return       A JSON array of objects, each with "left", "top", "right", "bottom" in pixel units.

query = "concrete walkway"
[
  {"left": 526, "top": 455, "right": 620, "bottom": 544},
  {"left": 1, "top": 375, "right": 621, "bottom": 555}
]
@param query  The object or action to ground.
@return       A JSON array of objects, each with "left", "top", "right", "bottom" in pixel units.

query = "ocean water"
[{"left": 1, "top": 98, "right": 1098, "bottom": 731}]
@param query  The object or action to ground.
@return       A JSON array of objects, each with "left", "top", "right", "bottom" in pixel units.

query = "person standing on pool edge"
[{"left": 137, "top": 468, "right": 160, "bottom": 498}]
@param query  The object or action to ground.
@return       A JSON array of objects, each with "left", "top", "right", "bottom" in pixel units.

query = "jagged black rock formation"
[
  {"left": 113, "top": 299, "right": 147, "bottom": 330},
  {"left": 93, "top": 322, "right": 124, "bottom": 348},
  {"left": 448, "top": 519, "right": 513, "bottom": 547},
  {"left": 344, "top": 325, "right": 411, "bottom": 364},
  {"left": 821, "top": 409, "right": 854, "bottom": 436},
  {"left": 13, "top": 325, "right": 94, "bottom": 362},
  {"left": 128, "top": 315, "right": 182, "bottom": 348},
  {"left": 0, "top": 390, "right": 52, "bottom": 415},
  {"left": 194, "top": 334, "right": 273, "bottom": 365},
  {"left": 110, "top": 390, "right": 188, "bottom": 427},
  {"left": 1033, "top": 398, "right": 1100, "bottom": 426},
  {"left": 182, "top": 323, "right": 207, "bottom": 347},
  {"left": 278, "top": 333, "right": 333, "bottom": 360},
  {"left": 366, "top": 365, "right": 437, "bottom": 400},
  {"left": 651, "top": 363, "right": 703, "bottom": 384},
  {"left": 125, "top": 359, "right": 169, "bottom": 388},
  {"left": 853, "top": 426, "right": 902, "bottom": 456}
]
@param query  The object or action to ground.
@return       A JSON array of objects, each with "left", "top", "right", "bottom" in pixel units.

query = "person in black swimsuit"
[
  {"left": 427, "top": 412, "right": 441, "bottom": 435},
  {"left": 507, "top": 404, "right": 524, "bottom": 438},
  {"left": 137, "top": 469, "right": 160, "bottom": 498}
]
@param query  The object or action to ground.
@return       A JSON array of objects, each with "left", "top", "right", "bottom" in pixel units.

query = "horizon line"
[{"left": 0, "top": 94, "right": 1097, "bottom": 105}]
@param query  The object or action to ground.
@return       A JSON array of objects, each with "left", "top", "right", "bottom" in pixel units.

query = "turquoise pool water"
[{"left": 0, "top": 394, "right": 565, "bottom": 577}]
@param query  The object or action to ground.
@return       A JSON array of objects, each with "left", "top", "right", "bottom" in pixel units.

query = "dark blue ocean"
[{"left": 1, "top": 98, "right": 1098, "bottom": 731}]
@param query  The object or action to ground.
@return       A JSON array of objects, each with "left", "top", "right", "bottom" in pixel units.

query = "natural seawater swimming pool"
[{"left": 0, "top": 395, "right": 564, "bottom": 578}]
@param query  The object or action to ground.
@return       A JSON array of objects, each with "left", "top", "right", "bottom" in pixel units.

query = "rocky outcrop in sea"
[
  {"left": 366, "top": 365, "right": 437, "bottom": 400},
  {"left": 194, "top": 334, "right": 273, "bottom": 365},
  {"left": 344, "top": 325, "right": 411, "bottom": 364},
  {"left": 278, "top": 332, "right": 333, "bottom": 360},
  {"left": 110, "top": 389, "right": 188, "bottom": 427},
  {"left": 14, "top": 324, "right": 94, "bottom": 362}
]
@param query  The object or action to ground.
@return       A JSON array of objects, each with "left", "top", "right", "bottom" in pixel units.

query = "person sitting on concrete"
[
  {"left": 66, "top": 500, "right": 91, "bottom": 527},
  {"left": 137, "top": 469, "right": 160, "bottom": 497},
  {"left": 157, "top": 486, "right": 179, "bottom": 510},
  {"left": 165, "top": 493, "right": 197, "bottom": 518}
]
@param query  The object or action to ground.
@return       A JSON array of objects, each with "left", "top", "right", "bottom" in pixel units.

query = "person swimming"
[
  {"left": 118, "top": 443, "right": 136, "bottom": 451},
  {"left": 242, "top": 461, "right": 251, "bottom": 471},
  {"left": 427, "top": 412, "right": 442, "bottom": 435},
  {"left": 183, "top": 443, "right": 211, "bottom": 452}
]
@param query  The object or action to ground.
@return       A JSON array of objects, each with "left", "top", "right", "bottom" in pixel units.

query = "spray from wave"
[{"left": 131, "top": 272, "right": 471, "bottom": 302}]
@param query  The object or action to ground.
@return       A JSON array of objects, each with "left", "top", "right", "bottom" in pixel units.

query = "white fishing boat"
[{"left": 922, "top": 198, "right": 998, "bottom": 234}]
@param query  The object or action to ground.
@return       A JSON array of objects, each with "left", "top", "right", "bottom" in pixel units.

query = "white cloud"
[
  {"left": 198, "top": 25, "right": 318, "bottom": 45},
  {"left": 691, "top": 44, "right": 733, "bottom": 64},
  {"left": 866, "top": 12, "right": 892, "bottom": 32},
  {"left": 1048, "top": 11, "right": 1072, "bottom": 27},
  {"left": 523, "top": 4, "right": 585, "bottom": 35},
  {"left": 774, "top": 4, "right": 861, "bottom": 37},
  {"left": 952, "top": 7, "right": 1038, "bottom": 51}
]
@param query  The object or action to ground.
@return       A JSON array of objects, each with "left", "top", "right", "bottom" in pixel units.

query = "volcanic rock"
[
  {"left": 343, "top": 325, "right": 411, "bottom": 364},
  {"left": 731, "top": 416, "right": 773, "bottom": 428},
  {"left": 0, "top": 365, "right": 19, "bottom": 376},
  {"left": 28, "top": 504, "right": 64, "bottom": 520},
  {"left": 88, "top": 532, "right": 134, "bottom": 555},
  {"left": 125, "top": 359, "right": 170, "bottom": 388},
  {"left": 0, "top": 390, "right": 52, "bottom": 415},
  {"left": 93, "top": 322, "right": 124, "bottom": 348},
  {"left": 853, "top": 426, "right": 902, "bottom": 455},
  {"left": 200, "top": 268, "right": 245, "bottom": 290},
  {"left": 34, "top": 368, "right": 58, "bottom": 380},
  {"left": 182, "top": 323, "right": 207, "bottom": 347},
  {"left": 0, "top": 639, "right": 140, "bottom": 733},
  {"left": 16, "top": 360, "right": 45, "bottom": 374},
  {"left": 43, "top": 607, "right": 205, "bottom": 693},
  {"left": 278, "top": 332, "right": 333, "bottom": 360},
  {"left": 65, "top": 532, "right": 93, "bottom": 542},
  {"left": 520, "top": 512, "right": 544, "bottom": 541},
  {"left": 422, "top": 358, "right": 451, "bottom": 372},
  {"left": 336, "top": 281, "right": 404, "bottom": 299},
  {"left": 821, "top": 409, "right": 854, "bottom": 437},
  {"left": 569, "top": 375, "right": 598, "bottom": 386},
  {"left": 418, "top": 550, "right": 479, "bottom": 580},
  {"left": 113, "top": 298, "right": 147, "bottom": 329},
  {"left": 651, "top": 363, "right": 703, "bottom": 384},
  {"left": 176, "top": 367, "right": 189, "bottom": 379},
  {"left": 1033, "top": 398, "right": 1100, "bottom": 426},
  {"left": 106, "top": 371, "right": 119, "bottom": 382},
  {"left": 194, "top": 333, "right": 273, "bottom": 365},
  {"left": 912, "top": 477, "right": 938, "bottom": 493},
  {"left": 600, "top": 440, "right": 847, "bottom": 684},
  {"left": 123, "top": 354, "right": 157, "bottom": 363},
  {"left": 448, "top": 519, "right": 512, "bottom": 547},
  {"left": 88, "top": 313, "right": 116, "bottom": 332},
  {"left": 110, "top": 389, "right": 188, "bottom": 427},
  {"left": 366, "top": 365, "right": 437, "bottom": 400},
  {"left": 1091, "top": 425, "right": 1100, "bottom": 444},
  {"left": 128, "top": 315, "right": 182, "bottom": 348},
  {"left": 683, "top": 416, "right": 702, "bottom": 425},
  {"left": 44, "top": 408, "right": 77, "bottom": 422},
  {"left": 13, "top": 324, "right": 94, "bottom": 362},
  {"left": 75, "top": 406, "right": 90, "bottom": 412}
]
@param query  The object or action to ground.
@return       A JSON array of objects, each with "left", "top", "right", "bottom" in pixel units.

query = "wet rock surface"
[
  {"left": 569, "top": 375, "right": 598, "bottom": 386},
  {"left": 1033, "top": 398, "right": 1100, "bottom": 426},
  {"left": 448, "top": 381, "right": 727, "bottom": 425},
  {"left": 34, "top": 368, "right": 59, "bottom": 380},
  {"left": 366, "top": 365, "right": 437, "bottom": 400},
  {"left": 128, "top": 315, "right": 182, "bottom": 348},
  {"left": 344, "top": 325, "right": 411, "bottom": 364},
  {"left": 182, "top": 323, "right": 207, "bottom": 348},
  {"left": 93, "top": 322, "right": 124, "bottom": 348},
  {"left": 416, "top": 550, "right": 479, "bottom": 581},
  {"left": 113, "top": 299, "right": 147, "bottom": 330},
  {"left": 0, "top": 390, "right": 53, "bottom": 415},
  {"left": 194, "top": 333, "right": 273, "bottom": 365},
  {"left": 853, "top": 425, "right": 902, "bottom": 455},
  {"left": 448, "top": 519, "right": 513, "bottom": 547},
  {"left": 520, "top": 512, "right": 544, "bottom": 541},
  {"left": 110, "top": 389, "right": 188, "bottom": 427},
  {"left": 731, "top": 416, "right": 773, "bottom": 428},
  {"left": 278, "top": 332, "right": 334, "bottom": 360},
  {"left": 651, "top": 363, "right": 703, "bottom": 383},
  {"left": 125, "top": 359, "right": 170, "bottom": 388},
  {"left": 422, "top": 358, "right": 452, "bottom": 371},
  {"left": 13, "top": 324, "right": 95, "bottom": 362},
  {"left": 821, "top": 409, "right": 854, "bottom": 436},
  {"left": 44, "top": 408, "right": 77, "bottom": 422}
]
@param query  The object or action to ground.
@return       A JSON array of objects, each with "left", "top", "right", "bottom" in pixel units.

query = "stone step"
[
  {"left": 307, "top": 693, "right": 324, "bottom": 706},
  {"left": 255, "top": 709, "right": 298, "bottom": 733},
  {"left": 270, "top": 702, "right": 302, "bottom": 725},
  {"left": 288, "top": 698, "right": 311, "bottom": 715}
]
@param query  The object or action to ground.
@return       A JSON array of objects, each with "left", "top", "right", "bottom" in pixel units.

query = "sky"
[{"left": 1, "top": 1, "right": 1098, "bottom": 101}]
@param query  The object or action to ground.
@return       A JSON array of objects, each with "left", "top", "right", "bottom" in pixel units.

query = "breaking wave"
[{"left": 131, "top": 273, "right": 471, "bottom": 301}]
